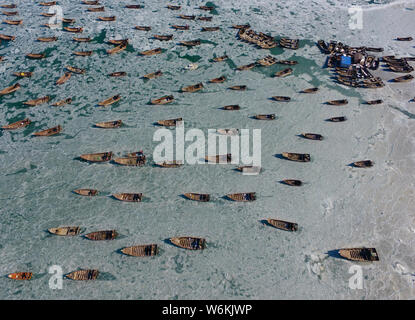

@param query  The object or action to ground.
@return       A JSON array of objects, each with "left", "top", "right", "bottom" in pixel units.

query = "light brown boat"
[
  {"left": 73, "top": 37, "right": 91, "bottom": 42},
  {"left": 226, "top": 192, "right": 256, "bottom": 202},
  {"left": 151, "top": 95, "right": 174, "bottom": 105},
  {"left": 222, "top": 105, "right": 240, "bottom": 110},
  {"left": 272, "top": 96, "right": 291, "bottom": 102},
  {"left": 199, "top": 5, "right": 214, "bottom": 11},
  {"left": 205, "top": 154, "right": 232, "bottom": 163},
  {"left": 281, "top": 179, "right": 302, "bottom": 186},
  {"left": 140, "top": 47, "right": 162, "bottom": 56},
  {"left": 97, "top": 16, "right": 115, "bottom": 21},
  {"left": 85, "top": 230, "right": 118, "bottom": 241},
  {"left": 228, "top": 85, "right": 246, "bottom": 91},
  {"left": 52, "top": 98, "right": 72, "bottom": 107},
  {"left": 338, "top": 248, "right": 379, "bottom": 262},
  {"left": 179, "top": 40, "right": 200, "bottom": 47},
  {"left": 236, "top": 166, "right": 261, "bottom": 174},
  {"left": 183, "top": 193, "right": 210, "bottom": 202},
  {"left": 56, "top": 72, "right": 72, "bottom": 85},
  {"left": 26, "top": 53, "right": 45, "bottom": 59},
  {"left": 121, "top": 244, "right": 158, "bottom": 257},
  {"left": 301, "top": 133, "right": 323, "bottom": 141},
  {"left": 134, "top": 25, "right": 151, "bottom": 31},
  {"left": 212, "top": 55, "right": 228, "bottom": 62},
  {"left": 254, "top": 114, "right": 275, "bottom": 120},
  {"left": 257, "top": 55, "right": 277, "bottom": 66},
  {"left": 281, "top": 152, "right": 310, "bottom": 162},
  {"left": 65, "top": 65, "right": 85, "bottom": 74},
  {"left": 62, "top": 18, "right": 75, "bottom": 24},
  {"left": 48, "top": 226, "right": 81, "bottom": 236},
  {"left": 2, "top": 118, "right": 30, "bottom": 130},
  {"left": 32, "top": 125, "right": 62, "bottom": 136},
  {"left": 156, "top": 161, "right": 183, "bottom": 168},
  {"left": 327, "top": 99, "right": 348, "bottom": 106},
  {"left": 0, "top": 83, "right": 20, "bottom": 95},
  {"left": 178, "top": 14, "right": 195, "bottom": 20},
  {"left": 98, "top": 95, "right": 121, "bottom": 106},
  {"left": 82, "top": 0, "right": 100, "bottom": 4},
  {"left": 170, "top": 237, "right": 206, "bottom": 250},
  {"left": 66, "top": 270, "right": 99, "bottom": 280},
  {"left": 73, "top": 189, "right": 99, "bottom": 196},
  {"left": 274, "top": 68, "right": 293, "bottom": 77},
  {"left": 73, "top": 51, "right": 93, "bottom": 56},
  {"left": 352, "top": 160, "right": 374, "bottom": 168},
  {"left": 13, "top": 72, "right": 32, "bottom": 78},
  {"left": 236, "top": 63, "right": 256, "bottom": 71},
  {"left": 24, "top": 96, "right": 50, "bottom": 106},
  {"left": 153, "top": 34, "right": 173, "bottom": 41},
  {"left": 113, "top": 193, "right": 143, "bottom": 202},
  {"left": 198, "top": 16, "right": 212, "bottom": 21},
  {"left": 95, "top": 120, "right": 122, "bottom": 128},
  {"left": 392, "top": 74, "right": 414, "bottom": 83},
  {"left": 157, "top": 118, "right": 183, "bottom": 127},
  {"left": 113, "top": 157, "right": 145, "bottom": 166},
  {"left": 3, "top": 19, "right": 22, "bottom": 25},
  {"left": 107, "top": 39, "right": 128, "bottom": 45},
  {"left": 143, "top": 70, "right": 162, "bottom": 79},
  {"left": 232, "top": 24, "right": 250, "bottom": 29},
  {"left": 87, "top": 6, "right": 104, "bottom": 12},
  {"left": 8, "top": 272, "right": 32, "bottom": 280},
  {"left": 1, "top": 4, "right": 17, "bottom": 9},
  {"left": 181, "top": 82, "right": 204, "bottom": 93},
  {"left": 0, "top": 33, "right": 15, "bottom": 40},
  {"left": 171, "top": 25, "right": 188, "bottom": 30},
  {"left": 301, "top": 87, "right": 319, "bottom": 94},
  {"left": 80, "top": 152, "right": 112, "bottom": 162},
  {"left": 108, "top": 71, "right": 126, "bottom": 77},
  {"left": 107, "top": 41, "right": 127, "bottom": 54},
  {"left": 125, "top": 5, "right": 142, "bottom": 9},
  {"left": 201, "top": 26, "right": 219, "bottom": 32},
  {"left": 266, "top": 219, "right": 298, "bottom": 231},
  {"left": 37, "top": 36, "right": 57, "bottom": 42},
  {"left": 209, "top": 76, "right": 226, "bottom": 83},
  {"left": 63, "top": 27, "right": 83, "bottom": 33},
  {"left": 39, "top": 1, "right": 56, "bottom": 6}
]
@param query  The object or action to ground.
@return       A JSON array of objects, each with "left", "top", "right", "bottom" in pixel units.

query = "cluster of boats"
[{"left": 236, "top": 26, "right": 299, "bottom": 51}]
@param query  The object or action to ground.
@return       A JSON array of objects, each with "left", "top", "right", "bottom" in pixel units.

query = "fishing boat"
[
  {"left": 300, "top": 133, "right": 323, "bottom": 141},
  {"left": 181, "top": 82, "right": 204, "bottom": 92},
  {"left": 212, "top": 55, "right": 228, "bottom": 62},
  {"left": 254, "top": 114, "right": 276, "bottom": 120},
  {"left": 228, "top": 85, "right": 246, "bottom": 91},
  {"left": 236, "top": 166, "right": 261, "bottom": 174},
  {"left": 113, "top": 157, "right": 146, "bottom": 166},
  {"left": 13, "top": 72, "right": 32, "bottom": 77},
  {"left": 125, "top": 5, "right": 142, "bottom": 9},
  {"left": 327, "top": 116, "right": 347, "bottom": 122},
  {"left": 140, "top": 47, "right": 162, "bottom": 56},
  {"left": 37, "top": 36, "right": 57, "bottom": 42},
  {"left": 2, "top": 10, "right": 17, "bottom": 16},
  {"left": 97, "top": 16, "right": 115, "bottom": 21},
  {"left": 301, "top": 87, "right": 319, "bottom": 93},
  {"left": 63, "top": 27, "right": 83, "bottom": 33},
  {"left": 87, "top": 6, "right": 104, "bottom": 12},
  {"left": 82, "top": 0, "right": 100, "bottom": 4},
  {"left": 199, "top": 5, "right": 214, "bottom": 10},
  {"left": 56, "top": 72, "right": 72, "bottom": 85},
  {"left": 226, "top": 192, "right": 256, "bottom": 202},
  {"left": 48, "top": 226, "right": 81, "bottom": 236},
  {"left": 121, "top": 244, "right": 158, "bottom": 257},
  {"left": 143, "top": 70, "right": 162, "bottom": 79},
  {"left": 274, "top": 68, "right": 293, "bottom": 77},
  {"left": 24, "top": 96, "right": 50, "bottom": 106},
  {"left": 209, "top": 76, "right": 226, "bottom": 83},
  {"left": 180, "top": 40, "right": 200, "bottom": 47},
  {"left": 172, "top": 25, "right": 189, "bottom": 30},
  {"left": 73, "top": 51, "right": 93, "bottom": 56},
  {"left": 327, "top": 99, "right": 348, "bottom": 105},
  {"left": 8, "top": 272, "right": 32, "bottom": 280},
  {"left": 153, "top": 34, "right": 173, "bottom": 41},
  {"left": 236, "top": 63, "right": 256, "bottom": 71},
  {"left": 183, "top": 193, "right": 210, "bottom": 202},
  {"left": 279, "top": 38, "right": 299, "bottom": 50},
  {"left": 73, "top": 37, "right": 91, "bottom": 42},
  {"left": 107, "top": 39, "right": 128, "bottom": 45},
  {"left": 338, "top": 248, "right": 379, "bottom": 262},
  {"left": 232, "top": 24, "right": 250, "bottom": 29},
  {"left": 62, "top": 18, "right": 75, "bottom": 24},
  {"left": 0, "top": 4, "right": 17, "bottom": 8},
  {"left": 157, "top": 118, "right": 183, "bottom": 127},
  {"left": 0, "top": 33, "right": 15, "bottom": 40},
  {"left": 271, "top": 96, "right": 291, "bottom": 102},
  {"left": 392, "top": 74, "right": 414, "bottom": 83},
  {"left": 266, "top": 219, "right": 298, "bottom": 231},
  {"left": 170, "top": 237, "right": 206, "bottom": 250},
  {"left": 3, "top": 19, "right": 22, "bottom": 25},
  {"left": 205, "top": 154, "right": 232, "bottom": 163},
  {"left": 52, "top": 98, "right": 72, "bottom": 107},
  {"left": 108, "top": 71, "right": 126, "bottom": 77},
  {"left": 95, "top": 120, "right": 122, "bottom": 128},
  {"left": 0, "top": 83, "right": 20, "bottom": 95},
  {"left": 134, "top": 25, "right": 151, "bottom": 31},
  {"left": 98, "top": 95, "right": 121, "bottom": 106},
  {"left": 2, "top": 118, "right": 30, "bottom": 130},
  {"left": 352, "top": 160, "right": 374, "bottom": 168},
  {"left": 278, "top": 60, "right": 298, "bottom": 65},
  {"left": 201, "top": 27, "right": 220, "bottom": 32},
  {"left": 222, "top": 105, "right": 240, "bottom": 110},
  {"left": 156, "top": 161, "right": 183, "bottom": 168},
  {"left": 281, "top": 179, "right": 302, "bottom": 186},
  {"left": 39, "top": 1, "right": 56, "bottom": 6},
  {"left": 151, "top": 95, "right": 174, "bottom": 105},
  {"left": 26, "top": 53, "right": 45, "bottom": 59},
  {"left": 217, "top": 128, "right": 239, "bottom": 135},
  {"left": 257, "top": 55, "right": 277, "bottom": 66},
  {"left": 167, "top": 5, "right": 181, "bottom": 10},
  {"left": 73, "top": 189, "right": 99, "bottom": 196},
  {"left": 33, "top": 125, "right": 62, "bottom": 136},
  {"left": 85, "top": 230, "right": 118, "bottom": 241},
  {"left": 66, "top": 270, "right": 99, "bottom": 280},
  {"left": 107, "top": 41, "right": 127, "bottom": 54},
  {"left": 396, "top": 37, "right": 413, "bottom": 41},
  {"left": 199, "top": 16, "right": 213, "bottom": 21},
  {"left": 80, "top": 152, "right": 112, "bottom": 162},
  {"left": 65, "top": 65, "right": 85, "bottom": 74},
  {"left": 113, "top": 193, "right": 143, "bottom": 202},
  {"left": 365, "top": 99, "right": 383, "bottom": 105},
  {"left": 281, "top": 152, "right": 310, "bottom": 162},
  {"left": 178, "top": 14, "right": 195, "bottom": 20}
]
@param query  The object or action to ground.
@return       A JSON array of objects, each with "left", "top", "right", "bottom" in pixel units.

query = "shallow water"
[{"left": 0, "top": 0, "right": 415, "bottom": 299}]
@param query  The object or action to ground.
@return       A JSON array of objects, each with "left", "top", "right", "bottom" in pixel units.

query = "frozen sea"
[{"left": 0, "top": 0, "right": 415, "bottom": 299}]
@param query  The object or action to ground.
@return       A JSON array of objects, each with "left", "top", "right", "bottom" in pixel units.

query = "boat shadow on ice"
[{"left": 326, "top": 250, "right": 348, "bottom": 261}]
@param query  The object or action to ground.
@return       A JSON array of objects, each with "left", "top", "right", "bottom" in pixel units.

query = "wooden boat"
[
  {"left": 134, "top": 25, "right": 151, "bottom": 31},
  {"left": 281, "top": 152, "right": 310, "bottom": 162},
  {"left": 212, "top": 55, "right": 228, "bottom": 62},
  {"left": 33, "top": 125, "right": 62, "bottom": 136},
  {"left": 62, "top": 18, "right": 75, "bottom": 24},
  {"left": 0, "top": 4, "right": 16, "bottom": 8},
  {"left": 73, "top": 51, "right": 93, "bottom": 56},
  {"left": 73, "top": 37, "right": 91, "bottom": 42},
  {"left": 98, "top": 95, "right": 121, "bottom": 106},
  {"left": 222, "top": 105, "right": 240, "bottom": 110},
  {"left": 66, "top": 270, "right": 99, "bottom": 280},
  {"left": 217, "top": 128, "right": 239, "bottom": 135},
  {"left": 143, "top": 70, "right": 162, "bottom": 79},
  {"left": 8, "top": 272, "right": 32, "bottom": 280},
  {"left": 167, "top": 5, "right": 181, "bottom": 10},
  {"left": 281, "top": 179, "right": 302, "bottom": 186},
  {"left": 95, "top": 120, "right": 122, "bottom": 128},
  {"left": 56, "top": 72, "right": 72, "bottom": 85},
  {"left": 157, "top": 118, "right": 182, "bottom": 127},
  {"left": 87, "top": 6, "right": 104, "bottom": 12},
  {"left": 37, "top": 36, "right": 57, "bottom": 42},
  {"left": 156, "top": 161, "right": 183, "bottom": 168},
  {"left": 48, "top": 226, "right": 81, "bottom": 236},
  {"left": 232, "top": 24, "right": 250, "bottom": 29},
  {"left": 125, "top": 5, "right": 142, "bottom": 9},
  {"left": 39, "top": 1, "right": 56, "bottom": 6},
  {"left": 73, "top": 189, "right": 99, "bottom": 196},
  {"left": 228, "top": 85, "right": 246, "bottom": 91},
  {"left": 80, "top": 152, "right": 112, "bottom": 162},
  {"left": 121, "top": 244, "right": 158, "bottom": 257},
  {"left": 327, "top": 116, "right": 347, "bottom": 122},
  {"left": 352, "top": 160, "right": 374, "bottom": 168},
  {"left": 205, "top": 154, "right": 232, "bottom": 163},
  {"left": 396, "top": 37, "right": 413, "bottom": 41},
  {"left": 178, "top": 15, "right": 195, "bottom": 20},
  {"left": 108, "top": 71, "right": 126, "bottom": 77},
  {"left": 2, "top": 118, "right": 30, "bottom": 130},
  {"left": 113, "top": 156, "right": 145, "bottom": 166},
  {"left": 125, "top": 150, "right": 144, "bottom": 158},
  {"left": 198, "top": 16, "right": 212, "bottom": 21},
  {"left": 151, "top": 95, "right": 174, "bottom": 105},
  {"left": 327, "top": 99, "right": 348, "bottom": 106},
  {"left": 209, "top": 76, "right": 226, "bottom": 83},
  {"left": 0, "top": 83, "right": 20, "bottom": 95},
  {"left": 278, "top": 60, "right": 298, "bottom": 65},
  {"left": 199, "top": 5, "right": 214, "bottom": 10},
  {"left": 171, "top": 25, "right": 189, "bottom": 30},
  {"left": 236, "top": 63, "right": 255, "bottom": 71},
  {"left": 338, "top": 248, "right": 379, "bottom": 262},
  {"left": 272, "top": 96, "right": 291, "bottom": 102},
  {"left": 40, "top": 12, "right": 55, "bottom": 17},
  {"left": 257, "top": 55, "right": 277, "bottom": 66},
  {"left": 13, "top": 72, "right": 32, "bottom": 78},
  {"left": 153, "top": 34, "right": 173, "bottom": 41},
  {"left": 201, "top": 27, "right": 220, "bottom": 32},
  {"left": 180, "top": 40, "right": 200, "bottom": 47},
  {"left": 24, "top": 96, "right": 50, "bottom": 106},
  {"left": 301, "top": 87, "right": 319, "bottom": 94},
  {"left": 392, "top": 74, "right": 414, "bottom": 83},
  {"left": 170, "top": 237, "right": 206, "bottom": 250},
  {"left": 279, "top": 38, "right": 299, "bottom": 50},
  {"left": 26, "top": 53, "right": 45, "bottom": 59},
  {"left": 82, "top": 0, "right": 100, "bottom": 4},
  {"left": 63, "top": 27, "right": 83, "bottom": 33},
  {"left": 365, "top": 99, "right": 383, "bottom": 105},
  {"left": 301, "top": 133, "right": 323, "bottom": 141},
  {"left": 0, "top": 33, "right": 15, "bottom": 40},
  {"left": 226, "top": 192, "right": 256, "bottom": 202},
  {"left": 85, "top": 230, "right": 117, "bottom": 241},
  {"left": 2, "top": 10, "right": 16, "bottom": 16},
  {"left": 65, "top": 66, "right": 85, "bottom": 74},
  {"left": 274, "top": 68, "right": 293, "bottom": 77},
  {"left": 183, "top": 193, "right": 210, "bottom": 202},
  {"left": 181, "top": 82, "right": 204, "bottom": 93},
  {"left": 236, "top": 166, "right": 261, "bottom": 174},
  {"left": 0, "top": 56, "right": 3, "bottom": 62},
  {"left": 266, "top": 219, "right": 298, "bottom": 231},
  {"left": 140, "top": 47, "right": 162, "bottom": 56},
  {"left": 107, "top": 39, "right": 128, "bottom": 45},
  {"left": 97, "top": 16, "right": 115, "bottom": 21},
  {"left": 254, "top": 114, "right": 275, "bottom": 120},
  {"left": 52, "top": 98, "right": 72, "bottom": 107},
  {"left": 3, "top": 19, "right": 22, "bottom": 25},
  {"left": 107, "top": 41, "right": 127, "bottom": 54},
  {"left": 113, "top": 193, "right": 143, "bottom": 202}
]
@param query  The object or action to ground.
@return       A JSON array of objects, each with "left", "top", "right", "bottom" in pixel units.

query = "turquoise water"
[{"left": 1, "top": 0, "right": 415, "bottom": 299}]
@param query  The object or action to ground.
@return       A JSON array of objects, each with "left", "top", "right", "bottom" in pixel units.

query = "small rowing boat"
[
  {"left": 392, "top": 74, "right": 414, "bottom": 83},
  {"left": 121, "top": 244, "right": 158, "bottom": 257},
  {"left": 274, "top": 68, "right": 293, "bottom": 77},
  {"left": 352, "top": 160, "right": 373, "bottom": 168},
  {"left": 2, "top": 118, "right": 30, "bottom": 130},
  {"left": 37, "top": 36, "right": 57, "bottom": 42},
  {"left": 205, "top": 154, "right": 232, "bottom": 163},
  {"left": 108, "top": 71, "right": 126, "bottom": 77},
  {"left": 134, "top": 25, "right": 151, "bottom": 31},
  {"left": 65, "top": 65, "right": 85, "bottom": 74},
  {"left": 301, "top": 87, "right": 319, "bottom": 94},
  {"left": 281, "top": 152, "right": 310, "bottom": 162},
  {"left": 143, "top": 70, "right": 162, "bottom": 79},
  {"left": 172, "top": 25, "right": 188, "bottom": 30},
  {"left": 212, "top": 55, "right": 228, "bottom": 62},
  {"left": 56, "top": 72, "right": 72, "bottom": 85},
  {"left": 222, "top": 105, "right": 240, "bottom": 110},
  {"left": 281, "top": 179, "right": 302, "bottom": 186},
  {"left": 73, "top": 37, "right": 91, "bottom": 42},
  {"left": 327, "top": 116, "right": 347, "bottom": 122},
  {"left": 113, "top": 193, "right": 143, "bottom": 202},
  {"left": 228, "top": 85, "right": 246, "bottom": 91},
  {"left": 52, "top": 98, "right": 72, "bottom": 107},
  {"left": 226, "top": 192, "right": 256, "bottom": 202},
  {"left": 151, "top": 95, "right": 174, "bottom": 105},
  {"left": 80, "top": 152, "right": 112, "bottom": 162},
  {"left": 26, "top": 53, "right": 45, "bottom": 59},
  {"left": 272, "top": 96, "right": 291, "bottom": 102},
  {"left": 48, "top": 226, "right": 81, "bottom": 236},
  {"left": 73, "top": 51, "right": 93, "bottom": 56},
  {"left": 97, "top": 16, "right": 115, "bottom": 21},
  {"left": 13, "top": 72, "right": 32, "bottom": 78},
  {"left": 266, "top": 219, "right": 298, "bottom": 231},
  {"left": 183, "top": 193, "right": 210, "bottom": 202},
  {"left": 300, "top": 133, "right": 323, "bottom": 141},
  {"left": 98, "top": 95, "right": 121, "bottom": 106},
  {"left": 113, "top": 157, "right": 146, "bottom": 166},
  {"left": 73, "top": 189, "right": 99, "bottom": 196},
  {"left": 0, "top": 83, "right": 20, "bottom": 95},
  {"left": 140, "top": 47, "right": 162, "bottom": 56},
  {"left": 23, "top": 96, "right": 50, "bottom": 106},
  {"left": 156, "top": 161, "right": 183, "bottom": 168},
  {"left": 365, "top": 99, "right": 383, "bottom": 105},
  {"left": 326, "top": 99, "right": 348, "bottom": 106},
  {"left": 236, "top": 63, "right": 255, "bottom": 71},
  {"left": 338, "top": 248, "right": 379, "bottom": 262},
  {"left": 153, "top": 34, "right": 173, "bottom": 41},
  {"left": 181, "top": 82, "right": 204, "bottom": 93},
  {"left": 180, "top": 40, "right": 200, "bottom": 47},
  {"left": 8, "top": 272, "right": 32, "bottom": 280},
  {"left": 32, "top": 125, "right": 62, "bottom": 136},
  {"left": 254, "top": 114, "right": 275, "bottom": 120},
  {"left": 107, "top": 41, "right": 127, "bottom": 54},
  {"left": 85, "top": 230, "right": 118, "bottom": 240},
  {"left": 209, "top": 76, "right": 226, "bottom": 83},
  {"left": 66, "top": 270, "right": 99, "bottom": 280},
  {"left": 63, "top": 27, "right": 83, "bottom": 33},
  {"left": 170, "top": 237, "right": 206, "bottom": 250},
  {"left": 157, "top": 118, "right": 183, "bottom": 127},
  {"left": 95, "top": 120, "right": 122, "bottom": 128}
]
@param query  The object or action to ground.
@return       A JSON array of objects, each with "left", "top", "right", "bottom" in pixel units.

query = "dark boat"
[
  {"left": 300, "top": 133, "right": 323, "bottom": 141},
  {"left": 170, "top": 237, "right": 206, "bottom": 250},
  {"left": 180, "top": 40, "right": 201, "bottom": 47},
  {"left": 183, "top": 193, "right": 210, "bottom": 202},
  {"left": 13, "top": 72, "right": 32, "bottom": 77},
  {"left": 396, "top": 37, "right": 413, "bottom": 41},
  {"left": 392, "top": 74, "right": 414, "bottom": 83},
  {"left": 338, "top": 248, "right": 379, "bottom": 262},
  {"left": 171, "top": 25, "right": 189, "bottom": 30},
  {"left": 113, "top": 193, "right": 143, "bottom": 202},
  {"left": 281, "top": 179, "right": 302, "bottom": 186},
  {"left": 266, "top": 219, "right": 298, "bottom": 231},
  {"left": 327, "top": 99, "right": 348, "bottom": 106},
  {"left": 85, "top": 230, "right": 118, "bottom": 240},
  {"left": 271, "top": 96, "right": 291, "bottom": 102},
  {"left": 301, "top": 87, "right": 319, "bottom": 94},
  {"left": 2, "top": 118, "right": 30, "bottom": 130},
  {"left": 281, "top": 152, "right": 310, "bottom": 162},
  {"left": 66, "top": 270, "right": 99, "bottom": 280},
  {"left": 134, "top": 25, "right": 151, "bottom": 31},
  {"left": 226, "top": 192, "right": 256, "bottom": 202},
  {"left": 209, "top": 76, "right": 226, "bottom": 83},
  {"left": 352, "top": 160, "right": 374, "bottom": 168},
  {"left": 121, "top": 244, "right": 159, "bottom": 257},
  {"left": 222, "top": 105, "right": 240, "bottom": 110},
  {"left": 327, "top": 116, "right": 347, "bottom": 122},
  {"left": 201, "top": 27, "right": 219, "bottom": 32},
  {"left": 108, "top": 71, "right": 127, "bottom": 77},
  {"left": 254, "top": 114, "right": 275, "bottom": 120},
  {"left": 365, "top": 99, "right": 383, "bottom": 105},
  {"left": 178, "top": 15, "right": 195, "bottom": 20},
  {"left": 167, "top": 5, "right": 181, "bottom": 10},
  {"left": 153, "top": 34, "right": 173, "bottom": 41}
]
